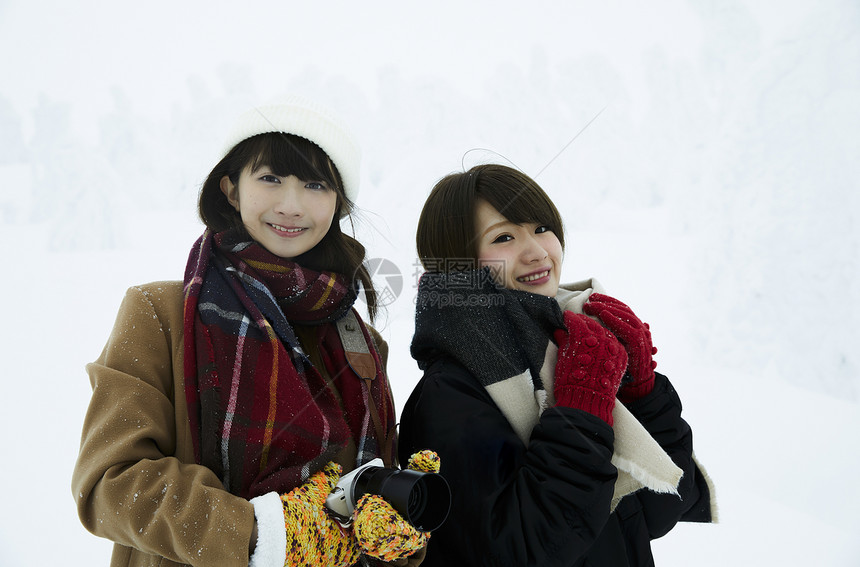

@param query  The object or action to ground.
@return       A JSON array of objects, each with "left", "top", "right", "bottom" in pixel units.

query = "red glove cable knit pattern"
[
  {"left": 553, "top": 310, "right": 628, "bottom": 425},
  {"left": 583, "top": 293, "right": 658, "bottom": 404}
]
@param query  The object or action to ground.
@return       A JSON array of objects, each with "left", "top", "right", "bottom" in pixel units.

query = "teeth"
[
  {"left": 518, "top": 270, "right": 549, "bottom": 282},
  {"left": 271, "top": 224, "right": 303, "bottom": 233}
]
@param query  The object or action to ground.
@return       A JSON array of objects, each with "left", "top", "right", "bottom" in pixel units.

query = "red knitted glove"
[
  {"left": 583, "top": 293, "right": 658, "bottom": 403},
  {"left": 553, "top": 310, "right": 628, "bottom": 425}
]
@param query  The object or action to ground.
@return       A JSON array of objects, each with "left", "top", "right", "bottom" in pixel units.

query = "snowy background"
[{"left": 1, "top": 0, "right": 858, "bottom": 565}]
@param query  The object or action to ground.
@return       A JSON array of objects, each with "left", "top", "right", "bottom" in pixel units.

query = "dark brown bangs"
[
  {"left": 477, "top": 178, "right": 565, "bottom": 250},
  {"left": 415, "top": 164, "right": 565, "bottom": 272},
  {"left": 244, "top": 133, "right": 343, "bottom": 192},
  {"left": 199, "top": 132, "right": 346, "bottom": 233},
  {"left": 473, "top": 164, "right": 565, "bottom": 251}
]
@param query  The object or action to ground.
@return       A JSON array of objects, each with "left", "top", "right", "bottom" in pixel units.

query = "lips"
[
  {"left": 516, "top": 269, "right": 551, "bottom": 283},
  {"left": 268, "top": 223, "right": 306, "bottom": 236}
]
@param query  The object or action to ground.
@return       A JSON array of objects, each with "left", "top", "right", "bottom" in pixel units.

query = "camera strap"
[{"left": 336, "top": 309, "right": 395, "bottom": 468}]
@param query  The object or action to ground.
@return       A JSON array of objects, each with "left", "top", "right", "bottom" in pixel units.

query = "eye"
[
  {"left": 491, "top": 234, "right": 513, "bottom": 244},
  {"left": 305, "top": 181, "right": 329, "bottom": 191},
  {"left": 535, "top": 225, "right": 552, "bottom": 234},
  {"left": 259, "top": 174, "right": 280, "bottom": 183}
]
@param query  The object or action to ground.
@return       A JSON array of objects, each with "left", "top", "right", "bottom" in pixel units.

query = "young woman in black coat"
[{"left": 399, "top": 164, "right": 716, "bottom": 566}]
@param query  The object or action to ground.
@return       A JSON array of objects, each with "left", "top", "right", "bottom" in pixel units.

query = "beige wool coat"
[{"left": 71, "top": 281, "right": 391, "bottom": 567}]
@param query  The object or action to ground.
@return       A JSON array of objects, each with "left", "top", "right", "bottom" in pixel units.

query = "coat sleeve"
[
  {"left": 71, "top": 286, "right": 257, "bottom": 566},
  {"left": 398, "top": 359, "right": 618, "bottom": 567},
  {"left": 624, "top": 372, "right": 714, "bottom": 538}
]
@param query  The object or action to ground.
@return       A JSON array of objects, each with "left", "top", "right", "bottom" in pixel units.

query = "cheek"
[
  {"left": 324, "top": 193, "right": 339, "bottom": 220},
  {"left": 475, "top": 246, "right": 497, "bottom": 269},
  {"left": 234, "top": 185, "right": 262, "bottom": 215},
  {"left": 477, "top": 249, "right": 515, "bottom": 282},
  {"left": 311, "top": 192, "right": 339, "bottom": 228},
  {"left": 554, "top": 241, "right": 564, "bottom": 263},
  {"left": 237, "top": 198, "right": 262, "bottom": 221},
  {"left": 541, "top": 234, "right": 564, "bottom": 262}
]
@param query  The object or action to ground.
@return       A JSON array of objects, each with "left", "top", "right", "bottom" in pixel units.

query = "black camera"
[{"left": 325, "top": 458, "right": 451, "bottom": 532}]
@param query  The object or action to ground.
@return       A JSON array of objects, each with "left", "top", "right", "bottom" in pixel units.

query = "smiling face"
[
  {"left": 474, "top": 199, "right": 563, "bottom": 297},
  {"left": 221, "top": 165, "right": 338, "bottom": 259}
]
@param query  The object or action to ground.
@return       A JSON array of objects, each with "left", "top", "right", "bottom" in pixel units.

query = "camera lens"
[
  {"left": 354, "top": 466, "right": 451, "bottom": 532},
  {"left": 407, "top": 481, "right": 426, "bottom": 520}
]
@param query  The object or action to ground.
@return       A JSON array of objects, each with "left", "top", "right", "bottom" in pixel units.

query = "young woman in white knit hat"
[
  {"left": 399, "top": 163, "right": 717, "bottom": 566},
  {"left": 72, "top": 95, "right": 436, "bottom": 567}
]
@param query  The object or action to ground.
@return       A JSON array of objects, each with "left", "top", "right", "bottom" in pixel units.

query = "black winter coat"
[{"left": 398, "top": 359, "right": 713, "bottom": 567}]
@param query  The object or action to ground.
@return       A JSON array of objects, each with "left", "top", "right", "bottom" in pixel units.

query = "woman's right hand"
[
  {"left": 552, "top": 310, "right": 627, "bottom": 425},
  {"left": 281, "top": 462, "right": 360, "bottom": 567}
]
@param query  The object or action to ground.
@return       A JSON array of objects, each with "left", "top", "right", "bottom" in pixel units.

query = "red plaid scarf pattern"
[{"left": 182, "top": 229, "right": 394, "bottom": 499}]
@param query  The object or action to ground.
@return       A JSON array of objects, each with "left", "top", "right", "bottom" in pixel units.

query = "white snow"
[{"left": 0, "top": 1, "right": 858, "bottom": 565}]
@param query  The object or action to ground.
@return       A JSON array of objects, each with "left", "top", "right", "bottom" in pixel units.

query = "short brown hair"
[{"left": 416, "top": 164, "right": 565, "bottom": 270}]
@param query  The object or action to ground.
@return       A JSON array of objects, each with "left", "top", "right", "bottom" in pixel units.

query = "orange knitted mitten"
[
  {"left": 281, "top": 462, "right": 360, "bottom": 567},
  {"left": 352, "top": 450, "right": 442, "bottom": 562}
]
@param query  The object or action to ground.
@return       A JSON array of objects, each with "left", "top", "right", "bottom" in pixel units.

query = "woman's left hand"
[
  {"left": 352, "top": 450, "right": 440, "bottom": 565},
  {"left": 583, "top": 293, "right": 657, "bottom": 403},
  {"left": 353, "top": 495, "right": 427, "bottom": 563}
]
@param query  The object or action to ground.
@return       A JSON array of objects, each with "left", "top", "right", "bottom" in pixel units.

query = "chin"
[{"left": 514, "top": 283, "right": 557, "bottom": 297}]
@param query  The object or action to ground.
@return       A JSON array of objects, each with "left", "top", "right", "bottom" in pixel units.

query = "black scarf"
[
  {"left": 411, "top": 268, "right": 565, "bottom": 395},
  {"left": 412, "top": 272, "right": 696, "bottom": 510}
]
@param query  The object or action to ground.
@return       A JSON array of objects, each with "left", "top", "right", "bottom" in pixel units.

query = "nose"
[
  {"left": 274, "top": 176, "right": 305, "bottom": 217},
  {"left": 521, "top": 235, "right": 548, "bottom": 263}
]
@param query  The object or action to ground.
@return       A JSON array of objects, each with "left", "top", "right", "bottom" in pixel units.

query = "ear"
[{"left": 220, "top": 175, "right": 239, "bottom": 211}]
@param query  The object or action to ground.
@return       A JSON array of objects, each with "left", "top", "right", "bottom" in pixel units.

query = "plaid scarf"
[{"left": 183, "top": 229, "right": 394, "bottom": 499}]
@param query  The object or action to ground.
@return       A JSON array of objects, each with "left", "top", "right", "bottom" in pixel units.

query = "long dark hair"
[
  {"left": 416, "top": 164, "right": 565, "bottom": 271},
  {"left": 198, "top": 132, "right": 378, "bottom": 321}
]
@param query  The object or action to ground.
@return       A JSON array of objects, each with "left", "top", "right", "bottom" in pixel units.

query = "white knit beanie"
[{"left": 221, "top": 94, "right": 361, "bottom": 203}]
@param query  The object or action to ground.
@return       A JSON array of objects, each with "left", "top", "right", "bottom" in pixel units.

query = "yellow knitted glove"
[
  {"left": 407, "top": 449, "right": 441, "bottom": 474},
  {"left": 353, "top": 494, "right": 426, "bottom": 562},
  {"left": 352, "top": 450, "right": 441, "bottom": 562},
  {"left": 281, "top": 462, "right": 360, "bottom": 567}
]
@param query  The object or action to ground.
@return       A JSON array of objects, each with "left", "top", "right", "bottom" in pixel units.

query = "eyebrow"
[{"left": 481, "top": 220, "right": 515, "bottom": 238}]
